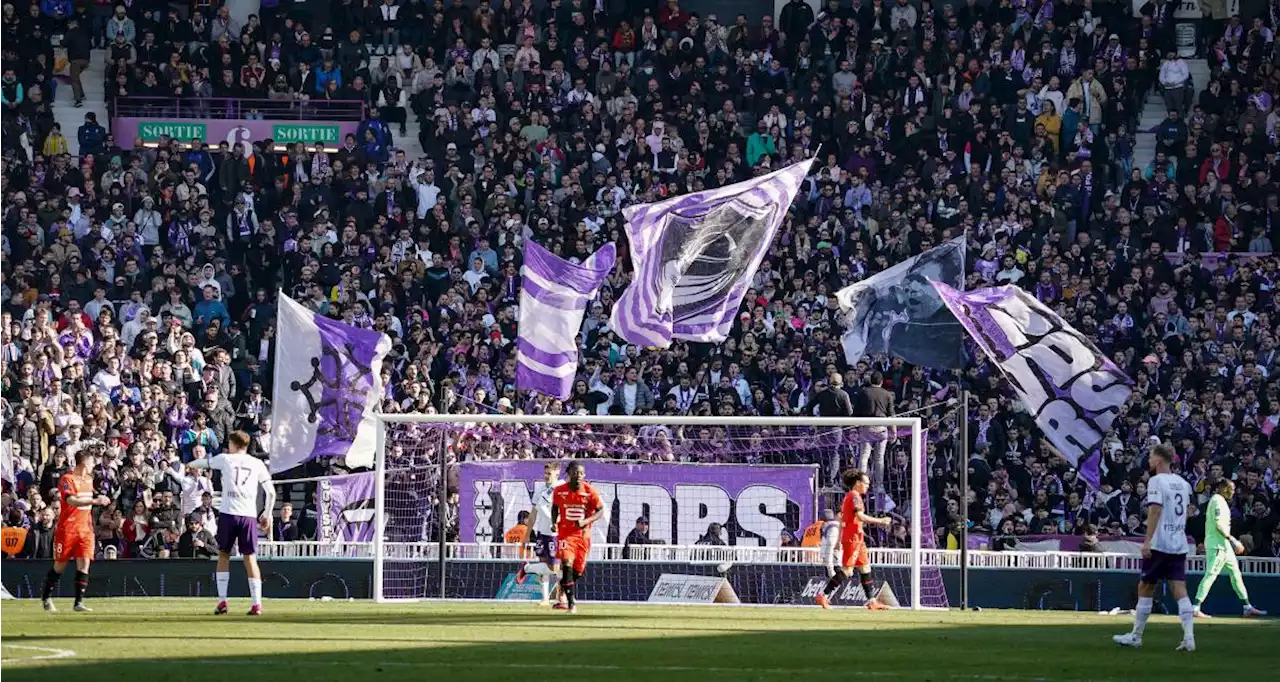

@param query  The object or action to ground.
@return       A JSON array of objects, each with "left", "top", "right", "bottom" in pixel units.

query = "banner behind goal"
[{"left": 373, "top": 414, "right": 947, "bottom": 609}]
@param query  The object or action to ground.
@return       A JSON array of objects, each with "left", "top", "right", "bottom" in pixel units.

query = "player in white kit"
[
  {"left": 1114, "top": 444, "right": 1197, "bottom": 651},
  {"left": 191, "top": 431, "right": 275, "bottom": 616},
  {"left": 514, "top": 462, "right": 562, "bottom": 605}
]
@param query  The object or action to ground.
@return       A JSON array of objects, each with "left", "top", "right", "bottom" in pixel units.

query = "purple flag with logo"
[
  {"left": 269, "top": 294, "right": 392, "bottom": 473},
  {"left": 610, "top": 158, "right": 815, "bottom": 348},
  {"left": 516, "top": 241, "right": 616, "bottom": 399},
  {"left": 932, "top": 283, "right": 1132, "bottom": 487},
  {"left": 315, "top": 472, "right": 377, "bottom": 543},
  {"left": 458, "top": 460, "right": 817, "bottom": 546}
]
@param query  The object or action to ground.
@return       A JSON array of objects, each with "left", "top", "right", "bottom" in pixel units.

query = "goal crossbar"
[{"left": 373, "top": 414, "right": 925, "bottom": 608}]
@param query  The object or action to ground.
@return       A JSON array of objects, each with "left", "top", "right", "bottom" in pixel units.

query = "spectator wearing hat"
[{"left": 178, "top": 512, "right": 218, "bottom": 558}]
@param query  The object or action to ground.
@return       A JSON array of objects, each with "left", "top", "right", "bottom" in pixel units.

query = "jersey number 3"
[{"left": 1172, "top": 493, "right": 1184, "bottom": 517}]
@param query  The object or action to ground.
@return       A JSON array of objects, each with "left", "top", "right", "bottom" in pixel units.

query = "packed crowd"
[{"left": 1, "top": 0, "right": 1279, "bottom": 561}]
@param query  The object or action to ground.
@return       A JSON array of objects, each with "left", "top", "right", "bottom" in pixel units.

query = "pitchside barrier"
[{"left": 4, "top": 544, "right": 1276, "bottom": 614}]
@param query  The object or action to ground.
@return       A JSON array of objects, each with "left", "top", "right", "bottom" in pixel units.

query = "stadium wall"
[{"left": 5, "top": 559, "right": 1277, "bottom": 614}]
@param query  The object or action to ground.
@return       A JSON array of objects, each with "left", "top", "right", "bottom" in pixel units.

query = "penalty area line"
[
  {"left": 1, "top": 645, "right": 79, "bottom": 662},
  {"left": 187, "top": 657, "right": 1119, "bottom": 682}
]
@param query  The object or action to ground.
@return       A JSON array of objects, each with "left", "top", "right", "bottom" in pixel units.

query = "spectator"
[
  {"left": 177, "top": 513, "right": 217, "bottom": 558},
  {"left": 623, "top": 516, "right": 651, "bottom": 559},
  {"left": 273, "top": 502, "right": 299, "bottom": 542}
]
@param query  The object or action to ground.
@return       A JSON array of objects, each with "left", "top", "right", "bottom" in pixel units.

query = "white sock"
[
  {"left": 1178, "top": 597, "right": 1195, "bottom": 640},
  {"left": 540, "top": 574, "right": 550, "bottom": 602},
  {"left": 216, "top": 572, "right": 230, "bottom": 601},
  {"left": 524, "top": 562, "right": 547, "bottom": 576},
  {"left": 1133, "top": 597, "right": 1153, "bottom": 635},
  {"left": 248, "top": 578, "right": 262, "bottom": 607}
]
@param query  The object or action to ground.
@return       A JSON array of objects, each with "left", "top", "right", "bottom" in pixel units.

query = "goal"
[{"left": 371, "top": 414, "right": 947, "bottom": 610}]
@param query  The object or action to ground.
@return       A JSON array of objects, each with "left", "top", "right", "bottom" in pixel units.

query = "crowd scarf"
[
  {"left": 1058, "top": 47, "right": 1077, "bottom": 79},
  {"left": 1225, "top": 22, "right": 1243, "bottom": 44},
  {"left": 1010, "top": 46, "right": 1026, "bottom": 72}
]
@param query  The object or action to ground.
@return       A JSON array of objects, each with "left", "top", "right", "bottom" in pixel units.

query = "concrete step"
[
  {"left": 1133, "top": 132, "right": 1158, "bottom": 174},
  {"left": 50, "top": 51, "right": 108, "bottom": 156}
]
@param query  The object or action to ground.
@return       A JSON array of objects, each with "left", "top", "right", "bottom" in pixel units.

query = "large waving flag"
[
  {"left": 835, "top": 236, "right": 966, "bottom": 368},
  {"left": 517, "top": 241, "right": 616, "bottom": 399},
  {"left": 270, "top": 293, "right": 392, "bottom": 473},
  {"left": 932, "top": 283, "right": 1132, "bottom": 485},
  {"left": 611, "top": 158, "right": 815, "bottom": 348},
  {"left": 0, "top": 440, "right": 13, "bottom": 489}
]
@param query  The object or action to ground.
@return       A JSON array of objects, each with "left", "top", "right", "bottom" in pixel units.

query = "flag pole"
[
  {"left": 959, "top": 387, "right": 970, "bottom": 611},
  {"left": 437, "top": 380, "right": 455, "bottom": 599}
]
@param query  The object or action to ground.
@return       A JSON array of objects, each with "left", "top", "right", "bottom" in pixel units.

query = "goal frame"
[{"left": 372, "top": 414, "right": 925, "bottom": 608}]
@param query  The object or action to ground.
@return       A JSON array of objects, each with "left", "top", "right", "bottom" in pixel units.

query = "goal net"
[{"left": 373, "top": 414, "right": 947, "bottom": 610}]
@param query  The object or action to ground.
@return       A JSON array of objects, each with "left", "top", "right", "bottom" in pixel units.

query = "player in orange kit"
[
  {"left": 42, "top": 442, "right": 111, "bottom": 612},
  {"left": 551, "top": 462, "right": 603, "bottom": 614},
  {"left": 816, "top": 469, "right": 892, "bottom": 610}
]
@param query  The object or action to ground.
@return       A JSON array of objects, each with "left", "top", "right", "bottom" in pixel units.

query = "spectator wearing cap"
[
  {"left": 237, "top": 383, "right": 272, "bottom": 432},
  {"left": 178, "top": 512, "right": 217, "bottom": 558}
]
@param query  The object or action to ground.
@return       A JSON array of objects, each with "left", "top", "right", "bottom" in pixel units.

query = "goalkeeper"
[{"left": 1193, "top": 479, "right": 1266, "bottom": 618}]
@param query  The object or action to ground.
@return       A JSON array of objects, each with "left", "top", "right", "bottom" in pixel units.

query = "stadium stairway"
[
  {"left": 1132, "top": 58, "right": 1210, "bottom": 175},
  {"left": 400, "top": 110, "right": 427, "bottom": 161},
  {"left": 51, "top": 49, "right": 108, "bottom": 157}
]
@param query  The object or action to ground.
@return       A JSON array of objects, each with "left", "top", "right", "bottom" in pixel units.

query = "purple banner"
[
  {"left": 458, "top": 460, "right": 818, "bottom": 547},
  {"left": 316, "top": 472, "right": 376, "bottom": 543},
  {"left": 113, "top": 118, "right": 361, "bottom": 151}
]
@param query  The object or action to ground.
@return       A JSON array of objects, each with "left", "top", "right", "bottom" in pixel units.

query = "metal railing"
[
  {"left": 255, "top": 541, "right": 1280, "bottom": 576},
  {"left": 114, "top": 96, "right": 365, "bottom": 122}
]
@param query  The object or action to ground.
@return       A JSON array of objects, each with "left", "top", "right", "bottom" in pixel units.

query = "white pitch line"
[
  {"left": 185, "top": 657, "right": 1119, "bottom": 682},
  {"left": 1, "top": 645, "right": 79, "bottom": 661}
]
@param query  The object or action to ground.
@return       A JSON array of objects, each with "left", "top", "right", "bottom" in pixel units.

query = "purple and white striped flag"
[
  {"left": 932, "top": 283, "right": 1132, "bottom": 486},
  {"left": 610, "top": 158, "right": 815, "bottom": 348},
  {"left": 516, "top": 241, "right": 616, "bottom": 399}
]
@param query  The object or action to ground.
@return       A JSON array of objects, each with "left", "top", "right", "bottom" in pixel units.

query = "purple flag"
[
  {"left": 458, "top": 460, "right": 817, "bottom": 546},
  {"left": 611, "top": 158, "right": 815, "bottom": 348},
  {"left": 315, "top": 472, "right": 376, "bottom": 543},
  {"left": 932, "top": 283, "right": 1132, "bottom": 485},
  {"left": 269, "top": 294, "right": 392, "bottom": 473},
  {"left": 516, "top": 241, "right": 616, "bottom": 399}
]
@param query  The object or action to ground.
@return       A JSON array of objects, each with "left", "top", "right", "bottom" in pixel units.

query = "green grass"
[{"left": 2, "top": 599, "right": 1276, "bottom": 681}]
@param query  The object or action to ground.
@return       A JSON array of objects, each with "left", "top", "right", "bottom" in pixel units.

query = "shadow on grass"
[{"left": 3, "top": 620, "right": 1278, "bottom": 682}]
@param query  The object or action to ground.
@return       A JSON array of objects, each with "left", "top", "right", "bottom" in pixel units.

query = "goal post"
[{"left": 372, "top": 413, "right": 942, "bottom": 610}]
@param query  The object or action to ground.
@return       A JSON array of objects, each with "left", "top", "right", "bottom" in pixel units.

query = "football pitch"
[{"left": 2, "top": 599, "right": 1276, "bottom": 681}]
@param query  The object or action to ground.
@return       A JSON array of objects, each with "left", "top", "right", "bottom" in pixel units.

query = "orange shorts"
[
  {"left": 54, "top": 528, "right": 94, "bottom": 563},
  {"left": 840, "top": 537, "right": 869, "bottom": 570},
  {"left": 557, "top": 535, "right": 591, "bottom": 574}
]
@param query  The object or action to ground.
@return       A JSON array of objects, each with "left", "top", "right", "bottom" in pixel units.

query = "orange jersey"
[
  {"left": 552, "top": 482, "right": 603, "bottom": 541},
  {"left": 57, "top": 472, "right": 94, "bottom": 534},
  {"left": 840, "top": 490, "right": 864, "bottom": 541}
]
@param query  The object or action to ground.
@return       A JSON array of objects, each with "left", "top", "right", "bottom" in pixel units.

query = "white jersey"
[
  {"left": 531, "top": 484, "right": 556, "bottom": 536},
  {"left": 209, "top": 452, "right": 272, "bottom": 519},
  {"left": 1147, "top": 472, "right": 1192, "bottom": 555}
]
